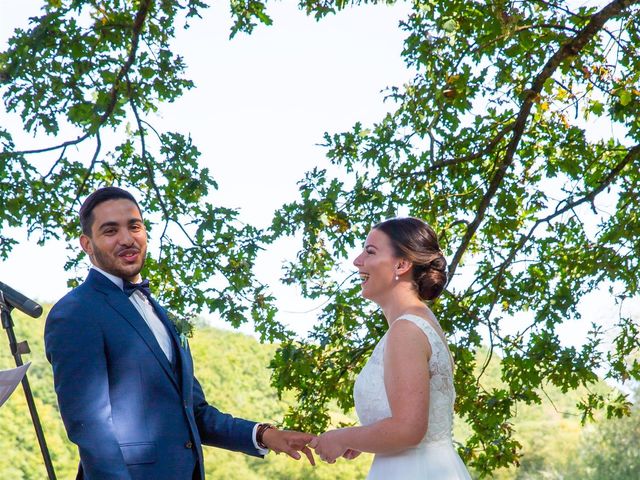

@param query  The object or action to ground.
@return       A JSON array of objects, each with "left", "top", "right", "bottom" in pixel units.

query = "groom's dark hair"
[{"left": 80, "top": 187, "right": 142, "bottom": 236}]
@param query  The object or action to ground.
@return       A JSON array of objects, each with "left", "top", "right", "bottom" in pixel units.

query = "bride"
[{"left": 310, "top": 217, "right": 471, "bottom": 479}]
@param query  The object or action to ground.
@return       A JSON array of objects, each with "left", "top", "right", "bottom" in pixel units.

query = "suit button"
[
  {"left": 185, "top": 441, "right": 193, "bottom": 449},
  {"left": 184, "top": 402, "right": 188, "bottom": 409}
]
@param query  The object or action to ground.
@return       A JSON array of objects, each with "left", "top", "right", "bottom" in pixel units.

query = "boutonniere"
[{"left": 167, "top": 312, "right": 194, "bottom": 349}]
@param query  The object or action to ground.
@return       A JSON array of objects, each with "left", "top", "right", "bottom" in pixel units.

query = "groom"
[{"left": 45, "top": 187, "right": 314, "bottom": 479}]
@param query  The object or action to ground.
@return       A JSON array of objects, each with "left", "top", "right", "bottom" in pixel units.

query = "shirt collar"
[{"left": 91, "top": 266, "right": 141, "bottom": 291}]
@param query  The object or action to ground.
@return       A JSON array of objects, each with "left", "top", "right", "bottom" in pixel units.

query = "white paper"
[{"left": 0, "top": 362, "right": 30, "bottom": 408}]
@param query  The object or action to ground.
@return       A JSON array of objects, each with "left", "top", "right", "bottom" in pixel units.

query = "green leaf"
[
  {"left": 619, "top": 89, "right": 632, "bottom": 106},
  {"left": 442, "top": 19, "right": 458, "bottom": 32},
  {"left": 67, "top": 102, "right": 93, "bottom": 123},
  {"left": 139, "top": 66, "right": 155, "bottom": 79}
]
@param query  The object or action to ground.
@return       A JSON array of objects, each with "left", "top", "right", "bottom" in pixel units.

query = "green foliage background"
[{"left": 1, "top": 308, "right": 638, "bottom": 479}]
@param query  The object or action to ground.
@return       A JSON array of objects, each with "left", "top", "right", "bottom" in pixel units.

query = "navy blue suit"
[{"left": 45, "top": 269, "right": 261, "bottom": 479}]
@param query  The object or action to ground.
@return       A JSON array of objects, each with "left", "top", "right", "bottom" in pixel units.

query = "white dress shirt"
[{"left": 92, "top": 266, "right": 173, "bottom": 362}]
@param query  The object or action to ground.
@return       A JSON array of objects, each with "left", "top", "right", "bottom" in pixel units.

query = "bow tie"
[{"left": 123, "top": 279, "right": 151, "bottom": 298}]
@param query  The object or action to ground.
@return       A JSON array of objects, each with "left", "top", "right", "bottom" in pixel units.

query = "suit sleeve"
[
  {"left": 45, "top": 301, "right": 132, "bottom": 480},
  {"left": 192, "top": 376, "right": 262, "bottom": 457}
]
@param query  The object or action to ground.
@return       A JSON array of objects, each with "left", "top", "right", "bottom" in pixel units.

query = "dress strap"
[{"left": 395, "top": 314, "right": 454, "bottom": 370}]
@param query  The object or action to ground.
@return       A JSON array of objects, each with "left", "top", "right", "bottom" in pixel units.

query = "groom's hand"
[{"left": 262, "top": 428, "right": 316, "bottom": 466}]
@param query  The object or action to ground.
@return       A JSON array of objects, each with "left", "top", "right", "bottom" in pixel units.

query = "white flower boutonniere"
[{"left": 167, "top": 312, "right": 194, "bottom": 349}]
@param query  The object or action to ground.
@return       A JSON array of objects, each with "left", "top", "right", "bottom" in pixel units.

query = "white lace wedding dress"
[{"left": 354, "top": 314, "right": 471, "bottom": 479}]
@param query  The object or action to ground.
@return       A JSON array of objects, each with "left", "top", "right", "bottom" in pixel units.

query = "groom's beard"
[{"left": 90, "top": 241, "right": 147, "bottom": 280}]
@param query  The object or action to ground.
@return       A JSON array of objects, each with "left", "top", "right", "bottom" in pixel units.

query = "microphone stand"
[{"left": 0, "top": 293, "right": 57, "bottom": 480}]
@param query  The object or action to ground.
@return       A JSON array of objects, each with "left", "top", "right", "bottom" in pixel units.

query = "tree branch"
[
  {"left": 99, "top": 0, "right": 151, "bottom": 125},
  {"left": 3, "top": 132, "right": 92, "bottom": 157},
  {"left": 474, "top": 143, "right": 640, "bottom": 300},
  {"left": 42, "top": 145, "right": 68, "bottom": 181},
  {"left": 69, "top": 129, "right": 102, "bottom": 211},
  {"left": 532, "top": 0, "right": 588, "bottom": 20},
  {"left": 447, "top": 0, "right": 640, "bottom": 281},
  {"left": 3, "top": 0, "right": 152, "bottom": 159},
  {"left": 475, "top": 23, "right": 581, "bottom": 55},
  {"left": 128, "top": 81, "right": 201, "bottom": 252},
  {"left": 425, "top": 121, "right": 515, "bottom": 175}
]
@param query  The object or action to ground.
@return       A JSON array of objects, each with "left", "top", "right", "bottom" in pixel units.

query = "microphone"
[{"left": 0, "top": 281, "right": 43, "bottom": 318}]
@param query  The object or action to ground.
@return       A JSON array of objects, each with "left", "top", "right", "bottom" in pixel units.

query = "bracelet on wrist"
[{"left": 256, "top": 423, "right": 275, "bottom": 449}]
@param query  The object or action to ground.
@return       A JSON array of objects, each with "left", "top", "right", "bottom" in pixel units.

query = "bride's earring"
[{"left": 395, "top": 274, "right": 399, "bottom": 281}]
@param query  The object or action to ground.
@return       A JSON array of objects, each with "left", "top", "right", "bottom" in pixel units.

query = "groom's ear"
[{"left": 80, "top": 234, "right": 93, "bottom": 256}]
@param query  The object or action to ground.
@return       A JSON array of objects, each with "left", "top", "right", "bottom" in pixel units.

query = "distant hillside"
[{"left": 0, "top": 306, "right": 633, "bottom": 479}]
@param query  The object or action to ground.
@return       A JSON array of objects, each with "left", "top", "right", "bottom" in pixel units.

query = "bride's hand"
[
  {"left": 342, "top": 448, "right": 362, "bottom": 460},
  {"left": 308, "top": 429, "right": 349, "bottom": 464}
]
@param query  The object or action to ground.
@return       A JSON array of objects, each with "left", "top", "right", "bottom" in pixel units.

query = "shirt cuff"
[{"left": 252, "top": 423, "right": 269, "bottom": 455}]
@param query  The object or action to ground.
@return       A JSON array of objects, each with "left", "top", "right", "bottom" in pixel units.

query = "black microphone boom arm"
[{"left": 0, "top": 281, "right": 43, "bottom": 318}]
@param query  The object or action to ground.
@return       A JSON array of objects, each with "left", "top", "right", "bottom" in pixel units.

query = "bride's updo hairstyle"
[{"left": 373, "top": 217, "right": 447, "bottom": 301}]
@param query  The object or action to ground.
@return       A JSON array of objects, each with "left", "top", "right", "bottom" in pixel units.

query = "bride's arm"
[{"left": 311, "top": 320, "right": 431, "bottom": 462}]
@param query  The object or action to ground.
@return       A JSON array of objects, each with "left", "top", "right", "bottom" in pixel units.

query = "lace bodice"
[{"left": 353, "top": 314, "right": 456, "bottom": 445}]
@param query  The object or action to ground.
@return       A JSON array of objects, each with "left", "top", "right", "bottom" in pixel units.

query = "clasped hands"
[
  {"left": 309, "top": 429, "right": 361, "bottom": 464},
  {"left": 263, "top": 427, "right": 360, "bottom": 465}
]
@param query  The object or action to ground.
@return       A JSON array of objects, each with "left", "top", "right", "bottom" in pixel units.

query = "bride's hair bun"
[{"left": 373, "top": 217, "right": 447, "bottom": 301}]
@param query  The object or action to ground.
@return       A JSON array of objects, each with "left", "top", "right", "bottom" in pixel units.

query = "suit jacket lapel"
[
  {"left": 149, "top": 298, "right": 193, "bottom": 399},
  {"left": 88, "top": 270, "right": 181, "bottom": 392}
]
